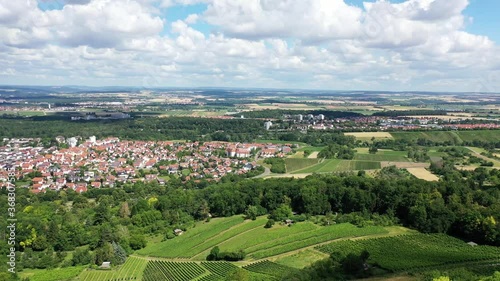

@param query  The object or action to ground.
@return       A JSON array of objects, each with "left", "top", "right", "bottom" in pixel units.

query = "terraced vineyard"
[
  {"left": 79, "top": 256, "right": 147, "bottom": 281},
  {"left": 142, "top": 261, "right": 205, "bottom": 281},
  {"left": 316, "top": 233, "right": 500, "bottom": 272}
]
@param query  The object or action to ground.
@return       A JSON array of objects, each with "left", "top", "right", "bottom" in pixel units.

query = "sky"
[{"left": 0, "top": 0, "right": 499, "bottom": 92}]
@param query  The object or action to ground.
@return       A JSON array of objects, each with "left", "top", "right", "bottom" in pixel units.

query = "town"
[{"left": 0, "top": 137, "right": 293, "bottom": 193}]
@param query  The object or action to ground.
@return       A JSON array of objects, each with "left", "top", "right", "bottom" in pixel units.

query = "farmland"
[
  {"left": 316, "top": 233, "right": 500, "bottom": 272},
  {"left": 354, "top": 153, "right": 409, "bottom": 162},
  {"left": 293, "top": 159, "right": 381, "bottom": 173},
  {"left": 390, "top": 130, "right": 500, "bottom": 144},
  {"left": 138, "top": 216, "right": 389, "bottom": 261}
]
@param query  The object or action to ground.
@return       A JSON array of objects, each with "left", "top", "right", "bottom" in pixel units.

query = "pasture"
[
  {"left": 137, "top": 215, "right": 388, "bottom": 261},
  {"left": 316, "top": 233, "right": 500, "bottom": 272}
]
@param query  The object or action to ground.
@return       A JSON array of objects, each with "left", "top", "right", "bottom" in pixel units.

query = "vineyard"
[
  {"left": 142, "top": 261, "right": 206, "bottom": 281},
  {"left": 244, "top": 224, "right": 387, "bottom": 259},
  {"left": 79, "top": 256, "right": 147, "bottom": 281},
  {"left": 200, "top": 262, "right": 239, "bottom": 276},
  {"left": 138, "top": 215, "right": 389, "bottom": 261},
  {"left": 243, "top": 260, "right": 298, "bottom": 278},
  {"left": 316, "top": 233, "right": 500, "bottom": 272}
]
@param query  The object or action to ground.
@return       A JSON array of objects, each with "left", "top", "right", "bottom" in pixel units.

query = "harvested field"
[
  {"left": 406, "top": 168, "right": 439, "bottom": 181},
  {"left": 344, "top": 132, "right": 393, "bottom": 140},
  {"left": 308, "top": 151, "right": 319, "bottom": 158}
]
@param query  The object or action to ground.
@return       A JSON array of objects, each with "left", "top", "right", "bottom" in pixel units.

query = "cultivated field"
[
  {"left": 380, "top": 162, "right": 429, "bottom": 169},
  {"left": 406, "top": 168, "right": 439, "bottom": 181},
  {"left": 354, "top": 153, "right": 409, "bottom": 162},
  {"left": 137, "top": 216, "right": 388, "bottom": 261}
]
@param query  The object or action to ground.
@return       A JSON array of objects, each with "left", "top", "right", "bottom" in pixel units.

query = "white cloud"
[{"left": 0, "top": 0, "right": 498, "bottom": 92}]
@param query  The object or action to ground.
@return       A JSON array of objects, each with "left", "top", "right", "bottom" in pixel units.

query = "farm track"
[{"left": 466, "top": 147, "right": 500, "bottom": 167}]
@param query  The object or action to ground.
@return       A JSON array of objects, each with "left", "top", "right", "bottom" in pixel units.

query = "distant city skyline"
[{"left": 0, "top": 0, "right": 499, "bottom": 92}]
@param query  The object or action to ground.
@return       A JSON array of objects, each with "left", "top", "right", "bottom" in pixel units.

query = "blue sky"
[
  {"left": 464, "top": 0, "right": 500, "bottom": 43},
  {"left": 2, "top": 0, "right": 499, "bottom": 92}
]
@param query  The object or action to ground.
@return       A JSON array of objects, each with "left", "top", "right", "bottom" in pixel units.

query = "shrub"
[{"left": 265, "top": 219, "right": 275, "bottom": 229}]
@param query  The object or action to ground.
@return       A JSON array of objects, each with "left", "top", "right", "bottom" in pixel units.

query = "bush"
[
  {"left": 207, "top": 246, "right": 245, "bottom": 261},
  {"left": 265, "top": 219, "right": 275, "bottom": 229}
]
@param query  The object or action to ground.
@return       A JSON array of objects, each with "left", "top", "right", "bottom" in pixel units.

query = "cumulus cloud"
[{"left": 204, "top": 0, "right": 363, "bottom": 42}]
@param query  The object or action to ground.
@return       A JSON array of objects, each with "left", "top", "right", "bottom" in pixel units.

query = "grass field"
[
  {"left": 406, "top": 168, "right": 439, "bottom": 181},
  {"left": 272, "top": 249, "right": 328, "bottom": 269},
  {"left": 19, "top": 266, "right": 86, "bottom": 281},
  {"left": 79, "top": 256, "right": 147, "bottom": 281},
  {"left": 137, "top": 216, "right": 388, "bottom": 261},
  {"left": 316, "top": 233, "right": 500, "bottom": 272},
  {"left": 296, "top": 146, "right": 325, "bottom": 152},
  {"left": 285, "top": 158, "right": 321, "bottom": 172}
]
